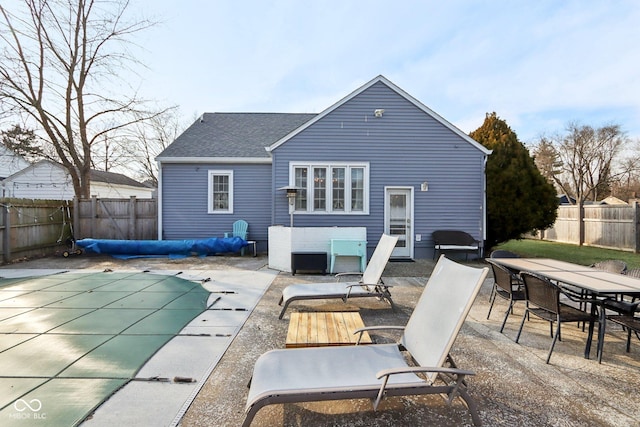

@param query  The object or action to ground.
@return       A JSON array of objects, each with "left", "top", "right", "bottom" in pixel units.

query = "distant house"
[
  {"left": 2, "top": 160, "right": 154, "bottom": 200},
  {"left": 157, "top": 75, "right": 491, "bottom": 259},
  {"left": 558, "top": 194, "right": 576, "bottom": 205},
  {"left": 599, "top": 196, "right": 627, "bottom": 205},
  {"left": 0, "top": 146, "right": 30, "bottom": 180}
]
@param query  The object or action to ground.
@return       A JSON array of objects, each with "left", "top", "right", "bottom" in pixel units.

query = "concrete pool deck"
[{"left": 2, "top": 254, "right": 639, "bottom": 427}]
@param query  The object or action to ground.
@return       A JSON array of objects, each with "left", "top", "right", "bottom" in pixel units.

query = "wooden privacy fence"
[
  {"left": 536, "top": 202, "right": 640, "bottom": 253},
  {"left": 0, "top": 197, "right": 157, "bottom": 263},
  {"left": 74, "top": 196, "right": 157, "bottom": 241}
]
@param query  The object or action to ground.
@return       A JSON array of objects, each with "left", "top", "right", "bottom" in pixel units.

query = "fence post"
[
  {"left": 73, "top": 197, "right": 80, "bottom": 239},
  {"left": 578, "top": 203, "right": 585, "bottom": 246},
  {"left": 129, "top": 196, "right": 136, "bottom": 240},
  {"left": 2, "top": 204, "right": 10, "bottom": 263},
  {"left": 634, "top": 200, "right": 640, "bottom": 254},
  {"left": 91, "top": 196, "right": 97, "bottom": 237}
]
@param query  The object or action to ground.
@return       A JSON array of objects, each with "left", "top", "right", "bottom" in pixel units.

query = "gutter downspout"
[
  {"left": 482, "top": 153, "right": 490, "bottom": 256},
  {"left": 157, "top": 160, "right": 163, "bottom": 240}
]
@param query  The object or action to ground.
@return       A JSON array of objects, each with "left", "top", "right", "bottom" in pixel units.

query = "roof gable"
[
  {"left": 89, "top": 169, "right": 150, "bottom": 188},
  {"left": 157, "top": 113, "right": 316, "bottom": 161},
  {"left": 266, "top": 75, "right": 491, "bottom": 155}
]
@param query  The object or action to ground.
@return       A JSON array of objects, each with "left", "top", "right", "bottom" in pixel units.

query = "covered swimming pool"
[{"left": 0, "top": 271, "right": 273, "bottom": 426}]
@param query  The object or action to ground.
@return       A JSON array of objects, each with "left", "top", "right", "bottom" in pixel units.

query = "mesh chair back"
[
  {"left": 490, "top": 250, "right": 520, "bottom": 258},
  {"left": 592, "top": 260, "right": 627, "bottom": 274},
  {"left": 361, "top": 234, "right": 398, "bottom": 285},
  {"left": 488, "top": 261, "right": 517, "bottom": 294},
  {"left": 625, "top": 268, "right": 640, "bottom": 278},
  {"left": 521, "top": 272, "right": 559, "bottom": 315},
  {"left": 402, "top": 256, "right": 488, "bottom": 381}
]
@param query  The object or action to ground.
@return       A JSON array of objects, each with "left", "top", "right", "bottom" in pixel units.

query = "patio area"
[{"left": 2, "top": 254, "right": 639, "bottom": 426}]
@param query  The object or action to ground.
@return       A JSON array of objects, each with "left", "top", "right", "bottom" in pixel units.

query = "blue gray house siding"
[
  {"left": 157, "top": 76, "right": 488, "bottom": 259},
  {"left": 161, "top": 162, "right": 272, "bottom": 249},
  {"left": 271, "top": 81, "right": 487, "bottom": 258}
]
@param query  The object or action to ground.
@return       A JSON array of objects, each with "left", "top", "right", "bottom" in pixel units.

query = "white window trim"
[
  {"left": 289, "top": 162, "right": 369, "bottom": 215},
  {"left": 208, "top": 170, "right": 234, "bottom": 214}
]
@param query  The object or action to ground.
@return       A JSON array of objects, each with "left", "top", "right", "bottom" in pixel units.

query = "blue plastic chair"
[{"left": 225, "top": 220, "right": 249, "bottom": 255}]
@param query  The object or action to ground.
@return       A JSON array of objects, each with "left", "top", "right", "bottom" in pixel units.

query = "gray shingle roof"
[
  {"left": 90, "top": 169, "right": 151, "bottom": 188},
  {"left": 157, "top": 113, "right": 317, "bottom": 159}
]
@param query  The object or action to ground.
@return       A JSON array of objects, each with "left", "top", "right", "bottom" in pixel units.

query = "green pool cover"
[{"left": 0, "top": 272, "right": 210, "bottom": 426}]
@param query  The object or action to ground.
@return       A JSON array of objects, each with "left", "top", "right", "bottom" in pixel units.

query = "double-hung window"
[
  {"left": 208, "top": 170, "right": 233, "bottom": 213},
  {"left": 290, "top": 162, "right": 369, "bottom": 214}
]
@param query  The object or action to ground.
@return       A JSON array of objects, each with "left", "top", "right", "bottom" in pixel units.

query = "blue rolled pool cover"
[{"left": 76, "top": 237, "right": 247, "bottom": 257}]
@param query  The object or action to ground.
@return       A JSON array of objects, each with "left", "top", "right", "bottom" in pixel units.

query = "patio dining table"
[{"left": 489, "top": 258, "right": 640, "bottom": 363}]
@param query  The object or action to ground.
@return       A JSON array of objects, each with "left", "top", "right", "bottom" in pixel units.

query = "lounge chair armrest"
[
  {"left": 335, "top": 272, "right": 364, "bottom": 281},
  {"left": 344, "top": 284, "right": 393, "bottom": 290},
  {"left": 353, "top": 325, "right": 405, "bottom": 344},
  {"left": 373, "top": 366, "right": 475, "bottom": 410},
  {"left": 354, "top": 325, "right": 405, "bottom": 333},
  {"left": 342, "top": 283, "right": 392, "bottom": 300},
  {"left": 376, "top": 366, "right": 475, "bottom": 379}
]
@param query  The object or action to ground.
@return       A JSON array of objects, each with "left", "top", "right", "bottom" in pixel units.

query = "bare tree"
[
  {"left": 532, "top": 137, "right": 563, "bottom": 186},
  {"left": 541, "top": 122, "right": 628, "bottom": 244},
  {"left": 121, "top": 108, "right": 184, "bottom": 186},
  {"left": 91, "top": 131, "right": 128, "bottom": 172},
  {"left": 555, "top": 123, "right": 627, "bottom": 203},
  {"left": 0, "top": 0, "right": 165, "bottom": 198},
  {"left": 611, "top": 141, "right": 640, "bottom": 200}
]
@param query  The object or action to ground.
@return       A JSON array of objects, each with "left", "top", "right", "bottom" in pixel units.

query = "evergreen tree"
[
  {"left": 0, "top": 124, "right": 44, "bottom": 161},
  {"left": 470, "top": 113, "right": 558, "bottom": 249}
]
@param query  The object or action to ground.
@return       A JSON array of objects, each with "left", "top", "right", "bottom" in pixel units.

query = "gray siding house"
[{"left": 157, "top": 75, "right": 491, "bottom": 259}]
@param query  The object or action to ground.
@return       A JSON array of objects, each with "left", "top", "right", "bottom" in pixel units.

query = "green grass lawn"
[{"left": 494, "top": 239, "right": 640, "bottom": 270}]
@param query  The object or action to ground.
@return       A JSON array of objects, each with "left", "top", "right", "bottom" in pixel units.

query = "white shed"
[{"left": 1, "top": 160, "right": 154, "bottom": 200}]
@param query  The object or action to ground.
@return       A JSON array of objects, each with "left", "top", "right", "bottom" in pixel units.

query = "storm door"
[{"left": 384, "top": 187, "right": 413, "bottom": 258}]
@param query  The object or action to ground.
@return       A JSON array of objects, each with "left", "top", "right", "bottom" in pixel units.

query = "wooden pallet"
[{"left": 285, "top": 312, "right": 372, "bottom": 348}]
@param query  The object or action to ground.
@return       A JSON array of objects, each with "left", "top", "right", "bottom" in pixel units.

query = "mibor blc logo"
[{"left": 11, "top": 398, "right": 46, "bottom": 420}]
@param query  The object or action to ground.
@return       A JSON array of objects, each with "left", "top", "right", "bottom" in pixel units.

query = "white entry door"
[{"left": 384, "top": 187, "right": 413, "bottom": 258}]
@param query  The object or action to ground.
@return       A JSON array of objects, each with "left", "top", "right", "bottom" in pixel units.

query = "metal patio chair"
[
  {"left": 486, "top": 260, "right": 526, "bottom": 333},
  {"left": 489, "top": 250, "right": 520, "bottom": 259},
  {"left": 571, "top": 260, "right": 628, "bottom": 327},
  {"left": 600, "top": 265, "right": 637, "bottom": 317},
  {"left": 488, "top": 249, "right": 521, "bottom": 302},
  {"left": 607, "top": 311, "right": 640, "bottom": 353},
  {"left": 516, "top": 271, "right": 599, "bottom": 364},
  {"left": 604, "top": 268, "right": 640, "bottom": 354},
  {"left": 591, "top": 260, "right": 627, "bottom": 274}
]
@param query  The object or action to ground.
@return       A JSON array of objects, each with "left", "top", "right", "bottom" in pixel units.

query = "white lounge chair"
[
  {"left": 278, "top": 234, "right": 399, "bottom": 319},
  {"left": 244, "top": 255, "right": 489, "bottom": 426}
]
